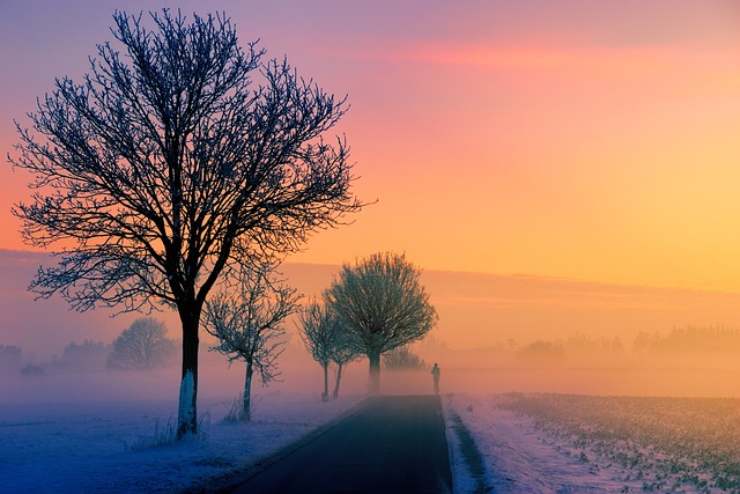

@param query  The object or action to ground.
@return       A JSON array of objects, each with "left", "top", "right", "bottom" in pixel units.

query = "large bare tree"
[
  {"left": 8, "top": 10, "right": 359, "bottom": 436},
  {"left": 325, "top": 253, "right": 437, "bottom": 394},
  {"left": 204, "top": 262, "right": 299, "bottom": 421}
]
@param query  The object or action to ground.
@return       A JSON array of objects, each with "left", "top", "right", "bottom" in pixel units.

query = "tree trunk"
[
  {"left": 322, "top": 363, "right": 329, "bottom": 401},
  {"left": 368, "top": 352, "right": 381, "bottom": 395},
  {"left": 177, "top": 305, "right": 201, "bottom": 438},
  {"left": 243, "top": 362, "right": 254, "bottom": 421},
  {"left": 332, "top": 363, "right": 343, "bottom": 399}
]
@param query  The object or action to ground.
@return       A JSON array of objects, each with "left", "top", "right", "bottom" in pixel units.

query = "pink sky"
[{"left": 2, "top": 1, "right": 740, "bottom": 291}]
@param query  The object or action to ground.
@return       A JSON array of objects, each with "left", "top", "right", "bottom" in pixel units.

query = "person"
[{"left": 431, "top": 363, "right": 441, "bottom": 395}]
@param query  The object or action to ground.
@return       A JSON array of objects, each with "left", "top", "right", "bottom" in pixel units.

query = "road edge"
[{"left": 181, "top": 397, "right": 369, "bottom": 494}]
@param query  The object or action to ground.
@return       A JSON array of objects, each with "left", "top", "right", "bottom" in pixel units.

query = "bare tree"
[
  {"left": 299, "top": 301, "right": 339, "bottom": 401},
  {"left": 8, "top": 10, "right": 359, "bottom": 436},
  {"left": 204, "top": 262, "right": 299, "bottom": 421},
  {"left": 107, "top": 318, "right": 176, "bottom": 370},
  {"left": 329, "top": 329, "right": 358, "bottom": 399},
  {"left": 325, "top": 253, "right": 437, "bottom": 394}
]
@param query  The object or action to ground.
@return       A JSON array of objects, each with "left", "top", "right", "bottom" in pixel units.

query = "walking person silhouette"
[{"left": 431, "top": 363, "right": 441, "bottom": 395}]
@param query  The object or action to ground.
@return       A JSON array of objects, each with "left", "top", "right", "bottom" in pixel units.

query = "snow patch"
[{"left": 0, "top": 392, "right": 361, "bottom": 493}]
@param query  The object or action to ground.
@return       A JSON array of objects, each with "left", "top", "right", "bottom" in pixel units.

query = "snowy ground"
[
  {"left": 446, "top": 393, "right": 740, "bottom": 494},
  {"left": 0, "top": 391, "right": 360, "bottom": 493},
  {"left": 446, "top": 394, "right": 647, "bottom": 494}
]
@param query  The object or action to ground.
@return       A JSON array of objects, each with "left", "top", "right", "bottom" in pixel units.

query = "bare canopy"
[
  {"left": 8, "top": 9, "right": 360, "bottom": 436},
  {"left": 299, "top": 300, "right": 342, "bottom": 401},
  {"left": 205, "top": 261, "right": 299, "bottom": 421}
]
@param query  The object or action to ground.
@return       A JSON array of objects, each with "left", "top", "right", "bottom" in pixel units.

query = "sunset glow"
[{"left": 2, "top": 0, "right": 740, "bottom": 291}]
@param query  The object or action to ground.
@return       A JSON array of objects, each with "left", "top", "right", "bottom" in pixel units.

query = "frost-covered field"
[
  {"left": 0, "top": 392, "right": 359, "bottom": 493},
  {"left": 448, "top": 393, "right": 740, "bottom": 494}
]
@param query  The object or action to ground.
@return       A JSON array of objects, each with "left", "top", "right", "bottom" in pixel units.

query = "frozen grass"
[
  {"left": 501, "top": 394, "right": 740, "bottom": 493},
  {"left": 448, "top": 393, "right": 740, "bottom": 494},
  {"left": 0, "top": 391, "right": 360, "bottom": 493},
  {"left": 447, "top": 394, "right": 648, "bottom": 493}
]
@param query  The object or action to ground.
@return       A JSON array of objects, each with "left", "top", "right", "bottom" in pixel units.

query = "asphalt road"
[{"left": 225, "top": 395, "right": 452, "bottom": 494}]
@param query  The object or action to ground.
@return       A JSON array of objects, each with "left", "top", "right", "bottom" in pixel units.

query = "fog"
[{"left": 3, "top": 249, "right": 740, "bottom": 406}]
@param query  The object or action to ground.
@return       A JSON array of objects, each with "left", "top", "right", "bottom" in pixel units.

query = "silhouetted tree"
[
  {"left": 108, "top": 318, "right": 176, "bottom": 370},
  {"left": 9, "top": 10, "right": 359, "bottom": 436},
  {"left": 204, "top": 262, "right": 299, "bottom": 421},
  {"left": 325, "top": 253, "right": 437, "bottom": 393},
  {"left": 299, "top": 301, "right": 339, "bottom": 401}
]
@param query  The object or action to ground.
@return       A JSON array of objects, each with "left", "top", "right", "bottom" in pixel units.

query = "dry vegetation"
[{"left": 502, "top": 394, "right": 740, "bottom": 492}]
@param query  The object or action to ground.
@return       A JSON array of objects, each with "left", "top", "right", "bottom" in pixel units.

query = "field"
[
  {"left": 449, "top": 393, "right": 740, "bottom": 493},
  {"left": 0, "top": 391, "right": 359, "bottom": 493}
]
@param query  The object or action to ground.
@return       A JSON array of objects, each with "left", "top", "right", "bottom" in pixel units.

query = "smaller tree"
[
  {"left": 205, "top": 264, "right": 299, "bottom": 421},
  {"left": 329, "top": 330, "right": 358, "bottom": 399},
  {"left": 107, "top": 318, "right": 177, "bottom": 370},
  {"left": 299, "top": 301, "right": 341, "bottom": 401}
]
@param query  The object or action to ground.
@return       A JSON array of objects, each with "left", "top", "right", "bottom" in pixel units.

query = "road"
[{"left": 224, "top": 395, "right": 452, "bottom": 494}]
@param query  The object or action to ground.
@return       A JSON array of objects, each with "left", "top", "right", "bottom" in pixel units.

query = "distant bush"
[
  {"left": 384, "top": 346, "right": 426, "bottom": 370},
  {"left": 0, "top": 344, "right": 22, "bottom": 371},
  {"left": 20, "top": 363, "right": 45, "bottom": 377},
  {"left": 107, "top": 318, "right": 177, "bottom": 370},
  {"left": 634, "top": 326, "right": 740, "bottom": 354},
  {"left": 516, "top": 340, "right": 565, "bottom": 365},
  {"left": 57, "top": 340, "right": 110, "bottom": 372}
]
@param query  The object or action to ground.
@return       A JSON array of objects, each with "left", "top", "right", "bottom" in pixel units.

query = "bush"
[
  {"left": 0, "top": 345, "right": 22, "bottom": 371},
  {"left": 57, "top": 340, "right": 109, "bottom": 372},
  {"left": 20, "top": 363, "right": 45, "bottom": 377},
  {"left": 383, "top": 346, "right": 426, "bottom": 370}
]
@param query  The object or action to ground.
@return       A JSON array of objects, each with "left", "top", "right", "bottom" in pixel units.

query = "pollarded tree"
[
  {"left": 107, "top": 317, "right": 176, "bottom": 370},
  {"left": 204, "top": 262, "right": 299, "bottom": 421},
  {"left": 299, "top": 301, "right": 340, "bottom": 401},
  {"left": 325, "top": 253, "right": 437, "bottom": 394},
  {"left": 8, "top": 10, "right": 359, "bottom": 437}
]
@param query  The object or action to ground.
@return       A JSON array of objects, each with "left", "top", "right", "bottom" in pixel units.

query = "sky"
[{"left": 2, "top": 0, "right": 740, "bottom": 292}]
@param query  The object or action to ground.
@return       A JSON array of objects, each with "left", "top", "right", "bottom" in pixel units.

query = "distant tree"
[
  {"left": 9, "top": 9, "right": 360, "bottom": 436},
  {"left": 0, "top": 345, "right": 23, "bottom": 372},
  {"left": 107, "top": 318, "right": 176, "bottom": 370},
  {"left": 383, "top": 345, "right": 426, "bottom": 371},
  {"left": 299, "top": 301, "right": 340, "bottom": 401},
  {"left": 516, "top": 340, "right": 565, "bottom": 366},
  {"left": 59, "top": 340, "right": 109, "bottom": 371},
  {"left": 204, "top": 263, "right": 299, "bottom": 421},
  {"left": 325, "top": 253, "right": 437, "bottom": 393}
]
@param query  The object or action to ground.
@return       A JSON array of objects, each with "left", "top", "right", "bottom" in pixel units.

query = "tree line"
[{"left": 201, "top": 252, "right": 436, "bottom": 421}]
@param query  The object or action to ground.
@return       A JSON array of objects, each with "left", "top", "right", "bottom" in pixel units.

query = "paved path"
[{"left": 226, "top": 395, "right": 452, "bottom": 494}]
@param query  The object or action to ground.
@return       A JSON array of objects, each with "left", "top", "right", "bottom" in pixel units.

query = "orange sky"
[{"left": 2, "top": 0, "right": 740, "bottom": 291}]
